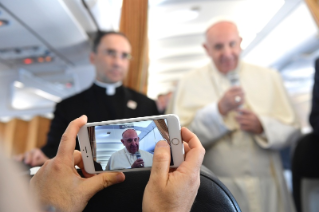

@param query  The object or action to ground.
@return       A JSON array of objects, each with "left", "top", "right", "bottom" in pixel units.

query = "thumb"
[
  {"left": 149, "top": 140, "right": 171, "bottom": 186},
  {"left": 81, "top": 172, "right": 125, "bottom": 198}
]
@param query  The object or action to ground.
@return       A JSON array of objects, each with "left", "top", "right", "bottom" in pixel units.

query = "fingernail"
[{"left": 116, "top": 173, "right": 124, "bottom": 182}]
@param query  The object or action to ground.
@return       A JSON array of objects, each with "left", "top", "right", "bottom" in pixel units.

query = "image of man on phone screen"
[{"left": 105, "top": 129, "right": 153, "bottom": 170}]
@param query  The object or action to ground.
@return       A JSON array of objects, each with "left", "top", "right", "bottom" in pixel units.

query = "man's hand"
[
  {"left": 131, "top": 158, "right": 144, "bottom": 168},
  {"left": 30, "top": 115, "right": 125, "bottom": 212},
  {"left": 15, "top": 148, "right": 49, "bottom": 167},
  {"left": 143, "top": 127, "right": 205, "bottom": 212},
  {"left": 218, "top": 86, "right": 245, "bottom": 115},
  {"left": 235, "top": 109, "right": 264, "bottom": 134}
]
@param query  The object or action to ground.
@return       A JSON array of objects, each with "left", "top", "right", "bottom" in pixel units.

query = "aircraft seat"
[
  {"left": 292, "top": 132, "right": 319, "bottom": 212},
  {"left": 83, "top": 166, "right": 242, "bottom": 212}
]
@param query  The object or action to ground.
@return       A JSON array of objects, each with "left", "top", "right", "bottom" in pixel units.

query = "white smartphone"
[{"left": 77, "top": 114, "right": 184, "bottom": 174}]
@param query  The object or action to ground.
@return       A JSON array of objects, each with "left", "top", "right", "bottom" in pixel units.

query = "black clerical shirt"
[{"left": 41, "top": 83, "right": 159, "bottom": 158}]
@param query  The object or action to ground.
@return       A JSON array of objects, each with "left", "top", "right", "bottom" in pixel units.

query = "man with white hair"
[
  {"left": 105, "top": 129, "right": 153, "bottom": 170},
  {"left": 168, "top": 19, "right": 300, "bottom": 212}
]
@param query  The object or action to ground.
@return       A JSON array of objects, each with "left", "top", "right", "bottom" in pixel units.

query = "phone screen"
[{"left": 87, "top": 118, "right": 173, "bottom": 171}]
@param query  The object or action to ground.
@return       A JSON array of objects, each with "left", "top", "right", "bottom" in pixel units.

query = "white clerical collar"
[{"left": 94, "top": 80, "right": 122, "bottom": 96}]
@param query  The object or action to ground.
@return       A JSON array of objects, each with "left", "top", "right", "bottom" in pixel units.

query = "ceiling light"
[
  {"left": 13, "top": 81, "right": 24, "bottom": 88},
  {"left": 23, "top": 58, "right": 33, "bottom": 65},
  {"left": 38, "top": 57, "right": 44, "bottom": 63},
  {"left": 33, "top": 89, "right": 62, "bottom": 102},
  {"left": 45, "top": 56, "right": 52, "bottom": 62}
]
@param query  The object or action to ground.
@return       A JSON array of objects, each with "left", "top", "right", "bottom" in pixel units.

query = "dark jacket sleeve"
[
  {"left": 41, "top": 102, "right": 69, "bottom": 158},
  {"left": 309, "top": 58, "right": 319, "bottom": 137},
  {"left": 151, "top": 99, "right": 160, "bottom": 116}
]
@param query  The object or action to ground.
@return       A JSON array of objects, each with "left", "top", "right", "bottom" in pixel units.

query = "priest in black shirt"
[{"left": 20, "top": 31, "right": 159, "bottom": 166}]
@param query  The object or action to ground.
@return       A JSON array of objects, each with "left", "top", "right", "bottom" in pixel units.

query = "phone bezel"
[{"left": 77, "top": 114, "right": 184, "bottom": 174}]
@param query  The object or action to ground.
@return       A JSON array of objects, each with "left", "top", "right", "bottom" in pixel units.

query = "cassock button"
[{"left": 127, "top": 100, "right": 137, "bottom": 110}]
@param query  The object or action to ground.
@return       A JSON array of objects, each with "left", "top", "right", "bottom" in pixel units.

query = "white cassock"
[
  {"left": 105, "top": 148, "right": 153, "bottom": 171},
  {"left": 167, "top": 61, "right": 301, "bottom": 212}
]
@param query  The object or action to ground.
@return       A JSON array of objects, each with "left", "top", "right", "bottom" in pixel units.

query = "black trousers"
[{"left": 292, "top": 132, "right": 319, "bottom": 212}]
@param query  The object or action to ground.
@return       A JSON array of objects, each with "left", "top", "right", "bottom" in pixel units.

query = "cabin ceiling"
[{"left": 0, "top": 0, "right": 92, "bottom": 74}]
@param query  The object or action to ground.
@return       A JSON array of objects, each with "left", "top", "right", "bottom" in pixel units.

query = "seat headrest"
[{"left": 83, "top": 166, "right": 241, "bottom": 212}]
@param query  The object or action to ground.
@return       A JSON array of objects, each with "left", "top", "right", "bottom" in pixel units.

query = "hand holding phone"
[
  {"left": 30, "top": 116, "right": 125, "bottom": 212},
  {"left": 77, "top": 115, "right": 184, "bottom": 173},
  {"left": 143, "top": 127, "right": 205, "bottom": 211}
]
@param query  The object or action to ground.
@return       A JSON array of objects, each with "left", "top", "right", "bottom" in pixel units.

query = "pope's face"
[
  {"left": 121, "top": 129, "right": 139, "bottom": 154},
  {"left": 90, "top": 34, "right": 131, "bottom": 83},
  {"left": 203, "top": 22, "right": 242, "bottom": 74}
]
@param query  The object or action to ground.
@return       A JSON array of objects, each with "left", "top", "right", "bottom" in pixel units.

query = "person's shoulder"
[
  {"left": 56, "top": 84, "right": 94, "bottom": 106},
  {"left": 110, "top": 148, "right": 125, "bottom": 157},
  {"left": 124, "top": 87, "right": 155, "bottom": 103},
  {"left": 243, "top": 62, "right": 279, "bottom": 76},
  {"left": 178, "top": 64, "right": 211, "bottom": 85},
  {"left": 185, "top": 64, "right": 210, "bottom": 78},
  {"left": 140, "top": 149, "right": 153, "bottom": 156}
]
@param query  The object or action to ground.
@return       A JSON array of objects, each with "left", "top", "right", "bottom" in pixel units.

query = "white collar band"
[{"left": 94, "top": 80, "right": 122, "bottom": 96}]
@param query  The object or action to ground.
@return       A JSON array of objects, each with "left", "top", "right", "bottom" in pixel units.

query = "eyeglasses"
[
  {"left": 124, "top": 137, "right": 139, "bottom": 143},
  {"left": 104, "top": 49, "right": 132, "bottom": 60}
]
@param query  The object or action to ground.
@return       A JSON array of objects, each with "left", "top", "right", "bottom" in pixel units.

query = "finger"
[
  {"left": 235, "top": 116, "right": 249, "bottom": 123},
  {"left": 239, "top": 124, "right": 252, "bottom": 131},
  {"left": 236, "top": 119, "right": 252, "bottom": 127},
  {"left": 73, "top": 150, "right": 82, "bottom": 166},
  {"left": 56, "top": 115, "right": 87, "bottom": 162},
  {"left": 24, "top": 151, "right": 32, "bottom": 164},
  {"left": 181, "top": 127, "right": 203, "bottom": 149},
  {"left": 231, "top": 91, "right": 245, "bottom": 98},
  {"left": 31, "top": 151, "right": 42, "bottom": 167},
  {"left": 179, "top": 128, "right": 205, "bottom": 171},
  {"left": 14, "top": 154, "right": 24, "bottom": 162},
  {"left": 236, "top": 108, "right": 251, "bottom": 115},
  {"left": 73, "top": 151, "right": 95, "bottom": 178},
  {"left": 235, "top": 112, "right": 250, "bottom": 120},
  {"left": 81, "top": 172, "right": 125, "bottom": 199},
  {"left": 183, "top": 141, "right": 191, "bottom": 154},
  {"left": 149, "top": 140, "right": 171, "bottom": 186},
  {"left": 229, "top": 86, "right": 243, "bottom": 92}
]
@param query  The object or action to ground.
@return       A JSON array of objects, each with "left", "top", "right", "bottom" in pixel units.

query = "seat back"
[
  {"left": 292, "top": 132, "right": 319, "bottom": 212},
  {"left": 301, "top": 178, "right": 319, "bottom": 212},
  {"left": 83, "top": 166, "right": 241, "bottom": 212}
]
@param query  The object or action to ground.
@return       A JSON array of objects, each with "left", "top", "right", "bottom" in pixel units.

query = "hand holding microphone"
[
  {"left": 218, "top": 87, "right": 245, "bottom": 115},
  {"left": 131, "top": 151, "right": 144, "bottom": 168},
  {"left": 222, "top": 72, "right": 263, "bottom": 134},
  {"left": 218, "top": 71, "right": 245, "bottom": 115}
]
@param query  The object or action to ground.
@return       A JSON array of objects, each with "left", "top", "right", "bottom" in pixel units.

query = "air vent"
[
  {"left": 0, "top": 46, "right": 53, "bottom": 65},
  {"left": 0, "top": 46, "right": 49, "bottom": 60},
  {"left": 0, "top": 19, "right": 9, "bottom": 27}
]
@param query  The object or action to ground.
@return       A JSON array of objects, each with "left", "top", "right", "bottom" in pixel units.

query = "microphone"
[
  {"left": 227, "top": 71, "right": 240, "bottom": 86},
  {"left": 135, "top": 151, "right": 143, "bottom": 167},
  {"left": 227, "top": 71, "right": 243, "bottom": 109},
  {"left": 135, "top": 151, "right": 141, "bottom": 159}
]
